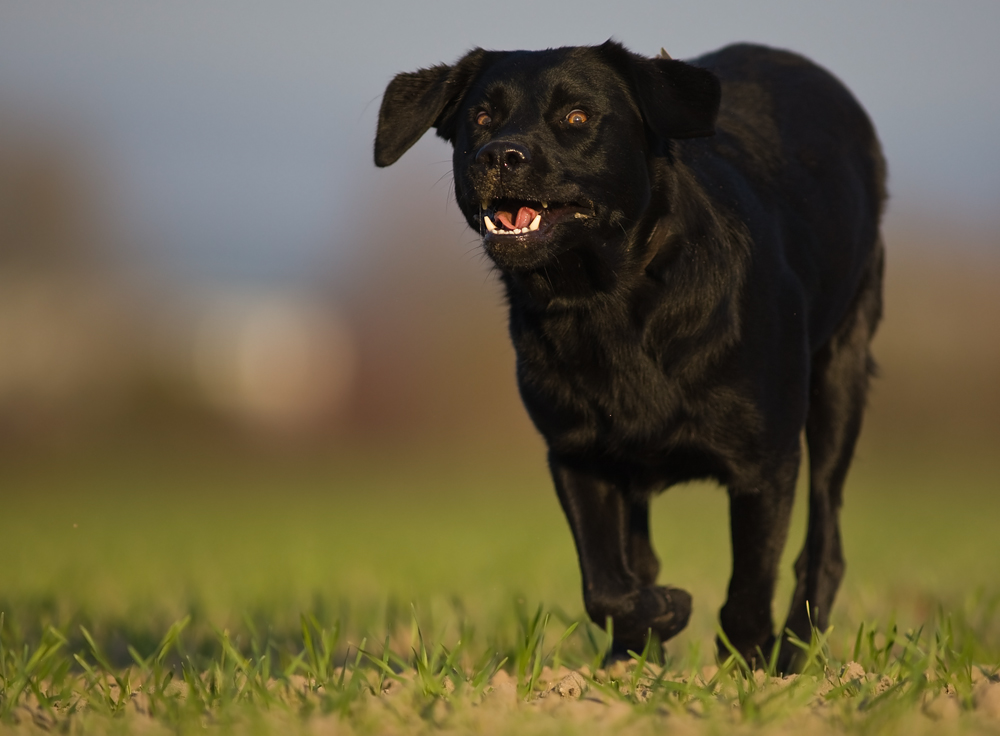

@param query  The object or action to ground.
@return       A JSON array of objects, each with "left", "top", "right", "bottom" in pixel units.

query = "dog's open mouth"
[{"left": 482, "top": 199, "right": 592, "bottom": 237}]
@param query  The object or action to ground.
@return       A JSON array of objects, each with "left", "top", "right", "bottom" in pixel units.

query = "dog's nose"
[{"left": 476, "top": 141, "right": 531, "bottom": 169}]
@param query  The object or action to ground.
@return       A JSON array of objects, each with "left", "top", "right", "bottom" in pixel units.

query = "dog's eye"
[
  {"left": 476, "top": 111, "right": 492, "bottom": 126},
  {"left": 565, "top": 109, "right": 589, "bottom": 125}
]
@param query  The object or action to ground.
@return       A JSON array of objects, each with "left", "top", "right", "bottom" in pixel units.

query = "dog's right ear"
[{"left": 374, "top": 50, "right": 488, "bottom": 167}]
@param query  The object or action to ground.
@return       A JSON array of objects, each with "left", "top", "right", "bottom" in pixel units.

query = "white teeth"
[
  {"left": 481, "top": 200, "right": 488, "bottom": 210},
  {"left": 541, "top": 201, "right": 548, "bottom": 209},
  {"left": 484, "top": 217, "right": 541, "bottom": 236}
]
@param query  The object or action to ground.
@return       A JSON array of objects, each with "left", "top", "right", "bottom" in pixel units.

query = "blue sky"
[{"left": 1, "top": 1, "right": 997, "bottom": 283}]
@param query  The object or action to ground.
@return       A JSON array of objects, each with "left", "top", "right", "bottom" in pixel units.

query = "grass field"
[{"left": 2, "top": 438, "right": 999, "bottom": 734}]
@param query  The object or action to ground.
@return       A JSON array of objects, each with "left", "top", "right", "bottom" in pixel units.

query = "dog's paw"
[{"left": 607, "top": 585, "right": 692, "bottom": 655}]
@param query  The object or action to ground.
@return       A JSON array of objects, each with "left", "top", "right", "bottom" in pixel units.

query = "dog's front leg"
[
  {"left": 549, "top": 454, "right": 691, "bottom": 657},
  {"left": 719, "top": 459, "right": 798, "bottom": 668}
]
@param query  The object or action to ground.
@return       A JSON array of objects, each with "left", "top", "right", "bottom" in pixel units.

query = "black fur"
[{"left": 374, "top": 40, "right": 885, "bottom": 670}]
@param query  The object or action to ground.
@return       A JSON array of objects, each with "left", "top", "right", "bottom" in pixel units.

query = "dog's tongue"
[{"left": 497, "top": 206, "right": 539, "bottom": 230}]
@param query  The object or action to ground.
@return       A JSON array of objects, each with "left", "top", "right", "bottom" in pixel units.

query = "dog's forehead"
[{"left": 469, "top": 47, "right": 630, "bottom": 105}]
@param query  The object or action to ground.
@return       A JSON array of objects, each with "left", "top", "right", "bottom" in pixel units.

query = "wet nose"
[{"left": 475, "top": 141, "right": 531, "bottom": 169}]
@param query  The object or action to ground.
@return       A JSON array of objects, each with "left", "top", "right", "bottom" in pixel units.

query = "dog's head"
[{"left": 375, "top": 41, "right": 720, "bottom": 277}]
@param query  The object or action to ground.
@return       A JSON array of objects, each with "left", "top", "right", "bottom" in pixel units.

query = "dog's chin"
[{"left": 481, "top": 226, "right": 571, "bottom": 272}]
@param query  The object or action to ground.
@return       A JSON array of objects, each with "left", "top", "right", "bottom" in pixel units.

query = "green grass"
[{"left": 1, "top": 440, "right": 999, "bottom": 733}]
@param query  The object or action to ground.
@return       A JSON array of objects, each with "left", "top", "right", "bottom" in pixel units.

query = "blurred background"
[
  {"left": 0, "top": 1, "right": 998, "bottom": 642},
  {"left": 1, "top": 0, "right": 998, "bottom": 454}
]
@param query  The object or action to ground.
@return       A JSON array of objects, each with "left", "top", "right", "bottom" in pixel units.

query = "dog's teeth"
[
  {"left": 529, "top": 214, "right": 541, "bottom": 231},
  {"left": 541, "top": 201, "right": 548, "bottom": 209},
  {"left": 484, "top": 216, "right": 497, "bottom": 232},
  {"left": 574, "top": 212, "right": 589, "bottom": 219},
  {"left": 481, "top": 200, "right": 488, "bottom": 210}
]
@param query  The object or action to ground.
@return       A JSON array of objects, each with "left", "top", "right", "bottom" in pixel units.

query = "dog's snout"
[{"left": 476, "top": 141, "right": 531, "bottom": 169}]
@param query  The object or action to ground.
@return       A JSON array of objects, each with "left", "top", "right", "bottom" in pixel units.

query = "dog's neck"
[{"left": 499, "top": 243, "right": 632, "bottom": 311}]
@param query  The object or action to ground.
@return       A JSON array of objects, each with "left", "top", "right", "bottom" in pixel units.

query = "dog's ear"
[
  {"left": 374, "top": 49, "right": 489, "bottom": 167},
  {"left": 599, "top": 40, "right": 720, "bottom": 140}
]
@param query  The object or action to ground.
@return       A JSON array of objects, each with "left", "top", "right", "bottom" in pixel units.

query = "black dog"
[{"left": 374, "top": 41, "right": 884, "bottom": 670}]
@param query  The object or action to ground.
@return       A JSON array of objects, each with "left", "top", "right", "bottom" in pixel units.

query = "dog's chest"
[{"left": 511, "top": 307, "right": 696, "bottom": 455}]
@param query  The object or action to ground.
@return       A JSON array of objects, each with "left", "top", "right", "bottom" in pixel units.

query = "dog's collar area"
[{"left": 481, "top": 199, "right": 591, "bottom": 237}]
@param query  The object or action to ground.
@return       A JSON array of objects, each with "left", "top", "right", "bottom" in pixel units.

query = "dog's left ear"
[
  {"left": 375, "top": 49, "right": 489, "bottom": 167},
  {"left": 600, "top": 41, "right": 720, "bottom": 140}
]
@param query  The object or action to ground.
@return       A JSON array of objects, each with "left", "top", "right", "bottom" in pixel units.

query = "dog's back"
[{"left": 689, "top": 44, "right": 885, "bottom": 350}]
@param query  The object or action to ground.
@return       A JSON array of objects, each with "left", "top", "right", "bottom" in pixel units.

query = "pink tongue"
[
  {"left": 497, "top": 207, "right": 539, "bottom": 230},
  {"left": 516, "top": 206, "right": 538, "bottom": 229}
]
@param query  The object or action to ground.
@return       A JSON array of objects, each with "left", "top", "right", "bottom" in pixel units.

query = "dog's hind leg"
[
  {"left": 549, "top": 455, "right": 691, "bottom": 658},
  {"left": 781, "top": 244, "right": 884, "bottom": 672}
]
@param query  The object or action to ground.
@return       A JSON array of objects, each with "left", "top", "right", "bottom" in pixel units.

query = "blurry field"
[
  {"left": 4, "top": 438, "right": 999, "bottom": 632},
  {"left": 2, "top": 437, "right": 999, "bottom": 733},
  {"left": 2, "top": 442, "right": 998, "bottom": 618}
]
